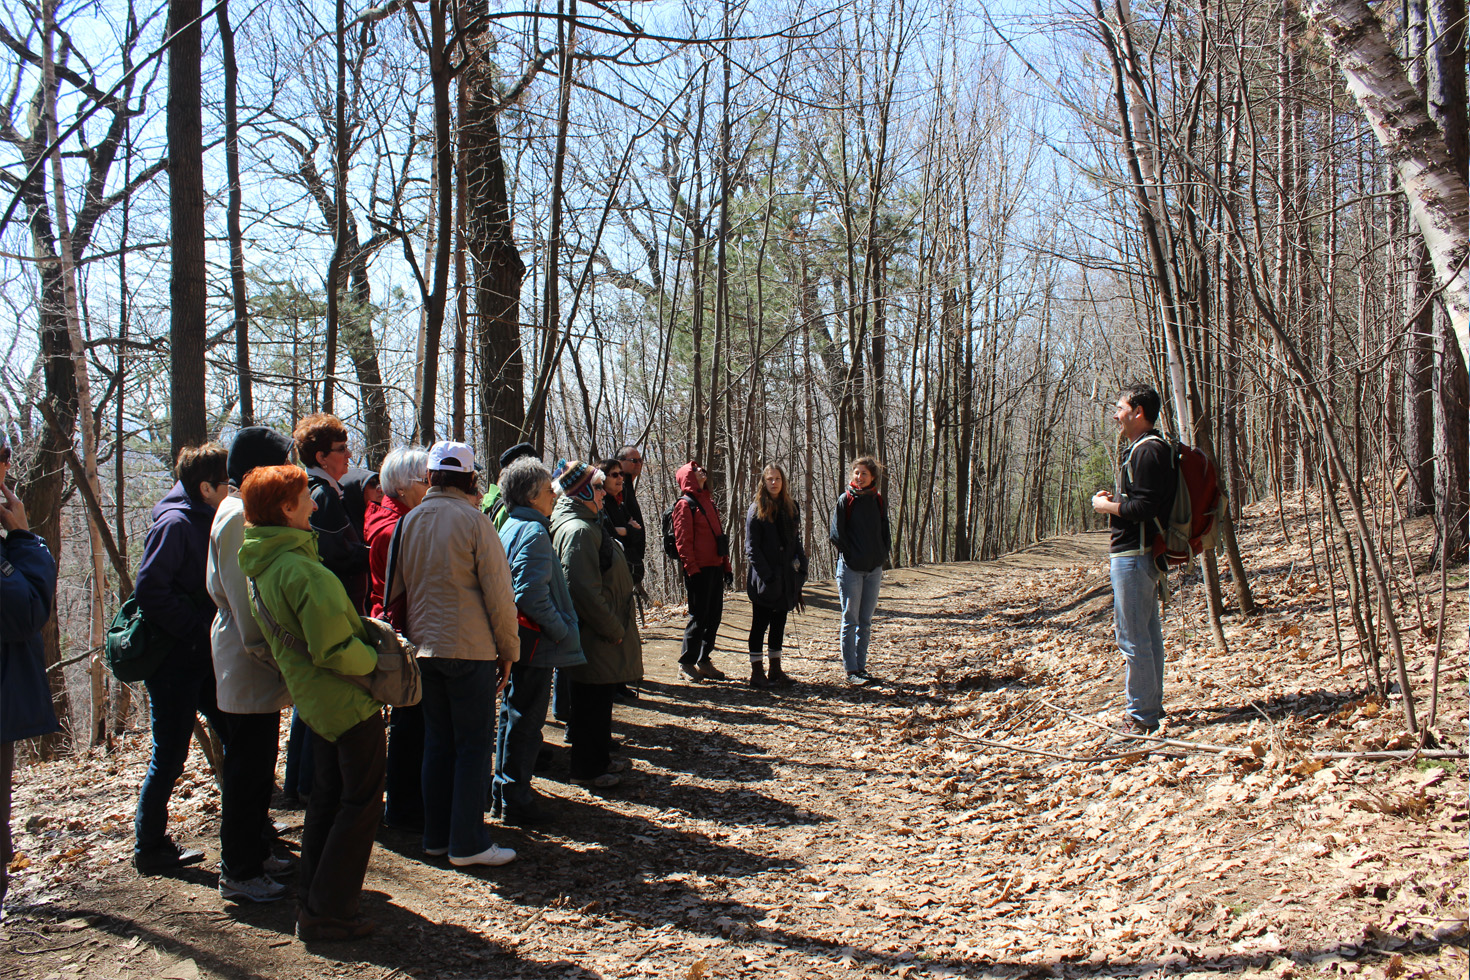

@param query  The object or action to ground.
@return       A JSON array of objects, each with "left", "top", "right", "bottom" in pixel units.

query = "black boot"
[
  {"left": 767, "top": 654, "right": 793, "bottom": 687},
  {"left": 748, "top": 661, "right": 770, "bottom": 688}
]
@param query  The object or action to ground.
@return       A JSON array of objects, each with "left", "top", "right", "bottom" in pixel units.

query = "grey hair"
[
  {"left": 379, "top": 446, "right": 429, "bottom": 498},
  {"left": 500, "top": 457, "right": 553, "bottom": 509}
]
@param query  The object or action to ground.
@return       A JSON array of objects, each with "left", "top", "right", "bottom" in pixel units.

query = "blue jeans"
[
  {"left": 135, "top": 647, "right": 222, "bottom": 854},
  {"left": 837, "top": 559, "right": 883, "bottom": 674},
  {"left": 419, "top": 658, "right": 496, "bottom": 858},
  {"left": 492, "top": 662, "right": 554, "bottom": 813},
  {"left": 1111, "top": 554, "right": 1165, "bottom": 727}
]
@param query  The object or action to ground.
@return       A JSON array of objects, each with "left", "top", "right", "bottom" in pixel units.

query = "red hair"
[{"left": 241, "top": 464, "right": 308, "bottom": 527}]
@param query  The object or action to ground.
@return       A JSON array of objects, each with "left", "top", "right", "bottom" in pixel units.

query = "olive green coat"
[{"left": 549, "top": 497, "right": 643, "bottom": 685}]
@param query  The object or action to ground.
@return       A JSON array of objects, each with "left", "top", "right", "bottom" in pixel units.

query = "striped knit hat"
[{"left": 553, "top": 459, "right": 598, "bottom": 500}]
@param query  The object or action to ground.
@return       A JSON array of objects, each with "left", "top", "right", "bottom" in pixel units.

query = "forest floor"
[{"left": 3, "top": 496, "right": 1466, "bottom": 980}]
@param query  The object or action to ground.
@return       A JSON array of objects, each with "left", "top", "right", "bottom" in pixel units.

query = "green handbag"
[{"left": 103, "top": 596, "right": 174, "bottom": 683}]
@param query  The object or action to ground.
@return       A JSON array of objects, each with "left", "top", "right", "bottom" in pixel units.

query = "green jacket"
[
  {"left": 550, "top": 497, "right": 643, "bottom": 685},
  {"left": 237, "top": 525, "right": 383, "bottom": 741}
]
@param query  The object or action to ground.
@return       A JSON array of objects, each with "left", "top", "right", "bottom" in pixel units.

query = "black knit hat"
[
  {"left": 498, "top": 442, "right": 539, "bottom": 470},
  {"left": 227, "top": 427, "right": 294, "bottom": 488}
]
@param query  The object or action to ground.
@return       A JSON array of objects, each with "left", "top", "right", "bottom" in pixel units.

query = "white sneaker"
[
  {"left": 449, "top": 844, "right": 517, "bottom": 867},
  {"left": 262, "top": 853, "right": 296, "bottom": 876},
  {"left": 423, "top": 845, "right": 450, "bottom": 857},
  {"left": 846, "top": 672, "right": 870, "bottom": 687},
  {"left": 220, "top": 874, "right": 287, "bottom": 903}
]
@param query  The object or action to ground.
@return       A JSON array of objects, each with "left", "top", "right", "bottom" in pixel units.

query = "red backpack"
[{"left": 1127, "top": 435, "right": 1225, "bottom": 567}]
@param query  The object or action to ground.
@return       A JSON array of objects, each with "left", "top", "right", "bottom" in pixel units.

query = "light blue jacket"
[{"left": 499, "top": 505, "right": 586, "bottom": 669}]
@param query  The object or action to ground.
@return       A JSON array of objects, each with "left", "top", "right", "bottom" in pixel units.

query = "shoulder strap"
[
  {"left": 383, "top": 515, "right": 408, "bottom": 606},
  {"left": 248, "top": 578, "right": 310, "bottom": 656}
]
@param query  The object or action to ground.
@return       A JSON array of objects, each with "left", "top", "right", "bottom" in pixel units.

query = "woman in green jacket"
[
  {"left": 549, "top": 460, "right": 643, "bottom": 788},
  {"left": 237, "top": 464, "right": 385, "bottom": 944}
]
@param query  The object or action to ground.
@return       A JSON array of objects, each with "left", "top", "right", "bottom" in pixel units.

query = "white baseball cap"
[{"left": 426, "top": 441, "right": 475, "bottom": 472}]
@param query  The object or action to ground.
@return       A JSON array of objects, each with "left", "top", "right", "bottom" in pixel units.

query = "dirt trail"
[{"left": 3, "top": 523, "right": 1464, "bottom": 980}]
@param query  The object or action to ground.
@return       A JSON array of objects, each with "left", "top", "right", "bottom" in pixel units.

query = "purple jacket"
[{"left": 133, "top": 481, "right": 216, "bottom": 661}]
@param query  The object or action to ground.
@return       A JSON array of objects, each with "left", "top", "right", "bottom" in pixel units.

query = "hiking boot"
[
  {"left": 694, "top": 660, "right": 726, "bottom": 681},
  {"left": 220, "top": 874, "right": 287, "bottom": 904},
  {"left": 449, "top": 844, "right": 517, "bottom": 868},
  {"left": 296, "top": 912, "right": 377, "bottom": 942},
  {"left": 678, "top": 663, "right": 701, "bottom": 682},
  {"left": 571, "top": 772, "right": 623, "bottom": 789},
  {"left": 133, "top": 838, "right": 206, "bottom": 876},
  {"left": 1116, "top": 711, "right": 1159, "bottom": 735},
  {"left": 767, "top": 660, "right": 793, "bottom": 687},
  {"left": 748, "top": 663, "right": 770, "bottom": 688},
  {"left": 502, "top": 804, "right": 554, "bottom": 828}
]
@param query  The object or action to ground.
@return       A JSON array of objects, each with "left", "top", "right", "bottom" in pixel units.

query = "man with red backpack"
[{"left": 1092, "top": 384, "right": 1176, "bottom": 735}]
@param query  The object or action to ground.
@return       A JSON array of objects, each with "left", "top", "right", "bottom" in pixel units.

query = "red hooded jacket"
[
  {"left": 671, "top": 462, "right": 730, "bottom": 577},
  {"left": 364, "top": 494, "right": 412, "bottom": 619}
]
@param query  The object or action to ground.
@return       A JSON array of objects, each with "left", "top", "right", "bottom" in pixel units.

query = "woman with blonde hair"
[{"left": 743, "top": 464, "right": 806, "bottom": 687}]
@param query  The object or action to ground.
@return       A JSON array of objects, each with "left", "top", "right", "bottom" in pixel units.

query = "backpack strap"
[
  {"left": 1122, "top": 433, "right": 1173, "bottom": 553},
  {"left": 248, "top": 578, "right": 310, "bottom": 656}
]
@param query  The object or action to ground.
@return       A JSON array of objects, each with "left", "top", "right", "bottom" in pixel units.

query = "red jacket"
[
  {"left": 672, "top": 462, "right": 730, "bottom": 576},
  {"left": 364, "top": 495, "right": 411, "bottom": 619}
]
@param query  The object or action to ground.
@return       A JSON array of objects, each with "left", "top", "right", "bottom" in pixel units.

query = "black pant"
[
  {"left": 679, "top": 567, "right": 725, "bottom": 665},
  {"left": 383, "top": 704, "right": 424, "bottom": 827},
  {"left": 300, "top": 713, "right": 385, "bottom": 921},
  {"left": 218, "top": 710, "right": 281, "bottom": 880},
  {"left": 748, "top": 604, "right": 788, "bottom": 655},
  {"left": 566, "top": 681, "right": 616, "bottom": 780}
]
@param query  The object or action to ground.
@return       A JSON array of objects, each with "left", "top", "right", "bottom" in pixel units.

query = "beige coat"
[
  {"left": 387, "top": 486, "right": 520, "bottom": 662},
  {"left": 207, "top": 492, "right": 291, "bottom": 714}
]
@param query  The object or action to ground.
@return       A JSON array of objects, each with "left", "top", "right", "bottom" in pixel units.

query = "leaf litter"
[{"left": 2, "top": 497, "right": 1464, "bottom": 979}]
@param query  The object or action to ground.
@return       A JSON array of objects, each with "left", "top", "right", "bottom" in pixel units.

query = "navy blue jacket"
[
  {"left": 829, "top": 487, "right": 891, "bottom": 573},
  {"left": 746, "top": 503, "right": 808, "bottom": 610},
  {"left": 1, "top": 529, "right": 61, "bottom": 742},
  {"left": 133, "top": 481, "right": 216, "bottom": 661}
]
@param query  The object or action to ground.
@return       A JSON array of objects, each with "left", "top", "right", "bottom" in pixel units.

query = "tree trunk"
[
  {"left": 217, "top": 0, "right": 252, "bottom": 426},
  {"left": 168, "top": 0, "right": 207, "bottom": 454},
  {"left": 461, "top": 37, "right": 526, "bottom": 456},
  {"left": 1309, "top": 0, "right": 1470, "bottom": 350}
]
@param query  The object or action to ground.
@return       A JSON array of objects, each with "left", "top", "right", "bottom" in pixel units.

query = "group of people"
[
  {"left": 0, "top": 383, "right": 1178, "bottom": 942},
  {"left": 0, "top": 408, "right": 900, "bottom": 943}
]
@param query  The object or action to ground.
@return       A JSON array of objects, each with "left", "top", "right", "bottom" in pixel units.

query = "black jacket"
[
  {"left": 606, "top": 478, "right": 646, "bottom": 579},
  {"left": 1, "top": 528, "right": 61, "bottom": 742},
  {"left": 745, "top": 503, "right": 807, "bottom": 610},
  {"left": 829, "top": 487, "right": 890, "bottom": 573},
  {"left": 1111, "top": 431, "right": 1178, "bottom": 554},
  {"left": 307, "top": 472, "right": 370, "bottom": 612}
]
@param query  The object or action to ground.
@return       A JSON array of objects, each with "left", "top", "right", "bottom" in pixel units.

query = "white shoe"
[
  {"left": 846, "top": 672, "right": 870, "bottom": 687},
  {"left": 262, "top": 853, "right": 296, "bottom": 876},
  {"left": 219, "top": 874, "right": 287, "bottom": 903},
  {"left": 423, "top": 845, "right": 449, "bottom": 857},
  {"left": 449, "top": 844, "right": 517, "bottom": 868}
]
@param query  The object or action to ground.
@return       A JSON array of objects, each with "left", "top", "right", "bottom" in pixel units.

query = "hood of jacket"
[
  {"left": 506, "top": 503, "right": 552, "bottom": 528},
  {"left": 364, "top": 493, "right": 411, "bottom": 545},
  {"left": 238, "top": 525, "right": 320, "bottom": 579},
  {"left": 339, "top": 466, "right": 379, "bottom": 533},
  {"left": 152, "top": 480, "right": 215, "bottom": 530},
  {"left": 675, "top": 462, "right": 706, "bottom": 497},
  {"left": 551, "top": 494, "right": 599, "bottom": 533}
]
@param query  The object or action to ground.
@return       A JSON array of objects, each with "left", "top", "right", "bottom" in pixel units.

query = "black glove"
[{"left": 724, "top": 570, "right": 734, "bottom": 590}]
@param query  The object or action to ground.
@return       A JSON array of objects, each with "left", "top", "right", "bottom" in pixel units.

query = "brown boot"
[
  {"left": 767, "top": 655, "right": 793, "bottom": 687},
  {"left": 748, "top": 662, "right": 770, "bottom": 688}
]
